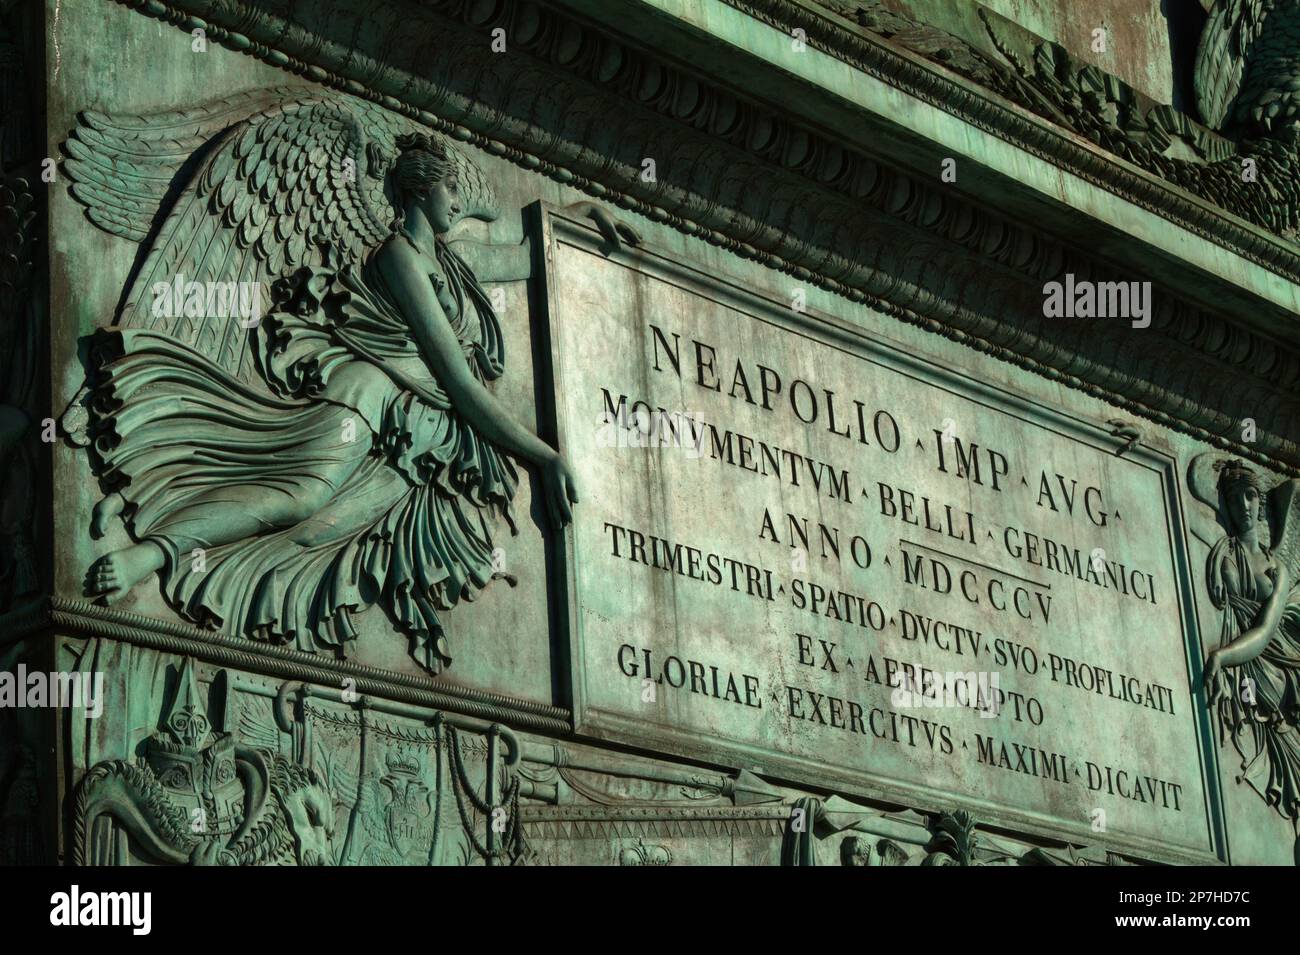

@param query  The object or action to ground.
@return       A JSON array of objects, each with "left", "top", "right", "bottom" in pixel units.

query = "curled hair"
[
  {"left": 1216, "top": 458, "right": 1260, "bottom": 497},
  {"left": 393, "top": 132, "right": 451, "bottom": 201}
]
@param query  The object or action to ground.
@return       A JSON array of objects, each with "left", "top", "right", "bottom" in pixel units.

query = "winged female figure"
[
  {"left": 1190, "top": 455, "right": 1300, "bottom": 823},
  {"left": 65, "top": 88, "right": 632, "bottom": 672}
]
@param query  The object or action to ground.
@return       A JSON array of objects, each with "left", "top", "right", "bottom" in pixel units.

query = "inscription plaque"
[{"left": 537, "top": 206, "right": 1217, "bottom": 862}]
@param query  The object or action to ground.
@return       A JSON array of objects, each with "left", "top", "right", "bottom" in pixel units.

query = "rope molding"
[{"left": 41, "top": 596, "right": 573, "bottom": 735}]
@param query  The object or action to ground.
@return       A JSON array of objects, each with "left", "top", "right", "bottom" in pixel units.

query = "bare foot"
[
  {"left": 91, "top": 493, "right": 125, "bottom": 539},
  {"left": 86, "top": 542, "right": 164, "bottom": 604}
]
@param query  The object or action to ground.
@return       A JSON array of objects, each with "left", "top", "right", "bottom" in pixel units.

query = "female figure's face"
[
  {"left": 422, "top": 175, "right": 462, "bottom": 233},
  {"left": 1226, "top": 483, "right": 1260, "bottom": 536}
]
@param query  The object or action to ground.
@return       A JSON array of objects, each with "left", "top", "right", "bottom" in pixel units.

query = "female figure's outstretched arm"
[
  {"left": 448, "top": 202, "right": 640, "bottom": 283},
  {"left": 375, "top": 238, "right": 578, "bottom": 528}
]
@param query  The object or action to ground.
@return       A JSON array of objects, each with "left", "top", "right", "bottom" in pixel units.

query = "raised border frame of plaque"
[{"left": 531, "top": 202, "right": 1226, "bottom": 865}]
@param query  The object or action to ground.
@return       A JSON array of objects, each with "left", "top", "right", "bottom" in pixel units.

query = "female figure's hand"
[
  {"left": 541, "top": 453, "right": 580, "bottom": 529},
  {"left": 1203, "top": 649, "right": 1226, "bottom": 705},
  {"left": 565, "top": 201, "right": 641, "bottom": 254}
]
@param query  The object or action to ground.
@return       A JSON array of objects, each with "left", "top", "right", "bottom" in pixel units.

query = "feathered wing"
[
  {"left": 1195, "top": 0, "right": 1267, "bottom": 132},
  {"left": 1268, "top": 478, "right": 1300, "bottom": 581},
  {"left": 64, "top": 89, "right": 510, "bottom": 671},
  {"left": 1187, "top": 452, "right": 1233, "bottom": 548},
  {"left": 63, "top": 87, "right": 304, "bottom": 242},
  {"left": 64, "top": 89, "right": 498, "bottom": 388}
]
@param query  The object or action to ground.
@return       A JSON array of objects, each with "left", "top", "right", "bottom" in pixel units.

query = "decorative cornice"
[
  {"left": 97, "top": 0, "right": 1300, "bottom": 474},
  {"left": 733, "top": 0, "right": 1300, "bottom": 281}
]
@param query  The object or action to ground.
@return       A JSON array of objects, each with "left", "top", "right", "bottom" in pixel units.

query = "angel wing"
[
  {"left": 1267, "top": 478, "right": 1300, "bottom": 579},
  {"left": 1194, "top": 0, "right": 1269, "bottom": 133},
  {"left": 1187, "top": 451, "right": 1234, "bottom": 548},
  {"left": 64, "top": 87, "right": 497, "bottom": 387}
]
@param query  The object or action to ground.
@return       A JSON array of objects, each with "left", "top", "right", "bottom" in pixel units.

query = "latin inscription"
[{"left": 546, "top": 224, "right": 1209, "bottom": 854}]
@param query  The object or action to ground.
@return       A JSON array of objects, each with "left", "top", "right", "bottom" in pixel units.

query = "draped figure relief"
[
  {"left": 64, "top": 89, "right": 634, "bottom": 673},
  {"left": 1190, "top": 455, "right": 1300, "bottom": 827}
]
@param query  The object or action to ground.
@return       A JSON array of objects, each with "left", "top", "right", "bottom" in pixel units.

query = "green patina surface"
[{"left": 1, "top": 0, "right": 1299, "bottom": 867}]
